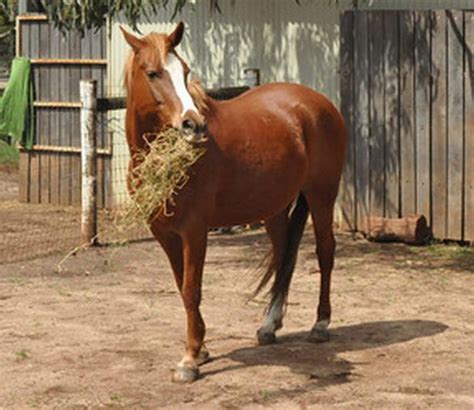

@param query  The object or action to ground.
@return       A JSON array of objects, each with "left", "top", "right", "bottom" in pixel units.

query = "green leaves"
[
  {"left": 39, "top": 0, "right": 192, "bottom": 36},
  {"left": 0, "top": 0, "right": 18, "bottom": 30},
  {"left": 21, "top": 0, "right": 315, "bottom": 37}
]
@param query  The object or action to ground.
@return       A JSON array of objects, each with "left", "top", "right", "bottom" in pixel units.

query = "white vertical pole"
[{"left": 80, "top": 79, "right": 98, "bottom": 246}]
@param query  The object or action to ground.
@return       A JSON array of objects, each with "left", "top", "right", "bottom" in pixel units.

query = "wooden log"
[{"left": 366, "top": 215, "right": 432, "bottom": 245}]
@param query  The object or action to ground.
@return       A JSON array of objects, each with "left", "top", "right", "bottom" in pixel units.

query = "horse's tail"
[{"left": 254, "top": 193, "right": 309, "bottom": 307}]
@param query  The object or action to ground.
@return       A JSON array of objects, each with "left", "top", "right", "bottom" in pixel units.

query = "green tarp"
[{"left": 0, "top": 57, "right": 34, "bottom": 149}]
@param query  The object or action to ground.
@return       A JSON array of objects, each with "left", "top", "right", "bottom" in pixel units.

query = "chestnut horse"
[{"left": 121, "top": 22, "right": 346, "bottom": 382}]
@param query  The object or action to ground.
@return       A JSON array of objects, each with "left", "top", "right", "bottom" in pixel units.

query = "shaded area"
[{"left": 215, "top": 320, "right": 447, "bottom": 383}]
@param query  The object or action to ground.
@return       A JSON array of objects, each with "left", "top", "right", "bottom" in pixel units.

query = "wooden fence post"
[
  {"left": 243, "top": 68, "right": 260, "bottom": 87},
  {"left": 80, "top": 79, "right": 98, "bottom": 246}
]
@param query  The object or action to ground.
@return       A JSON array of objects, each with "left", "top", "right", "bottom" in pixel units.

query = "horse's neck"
[{"left": 125, "top": 99, "right": 160, "bottom": 154}]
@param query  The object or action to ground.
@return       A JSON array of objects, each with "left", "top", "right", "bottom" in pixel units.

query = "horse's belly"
[{"left": 209, "top": 136, "right": 307, "bottom": 226}]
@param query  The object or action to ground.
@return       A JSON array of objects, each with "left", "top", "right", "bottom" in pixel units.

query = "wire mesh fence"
[
  {"left": 0, "top": 86, "right": 251, "bottom": 265},
  {"left": 0, "top": 96, "right": 149, "bottom": 265}
]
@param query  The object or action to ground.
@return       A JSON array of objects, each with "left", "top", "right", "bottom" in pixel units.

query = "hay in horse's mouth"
[{"left": 121, "top": 128, "right": 206, "bottom": 226}]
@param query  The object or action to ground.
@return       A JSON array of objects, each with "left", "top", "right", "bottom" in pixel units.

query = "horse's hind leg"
[
  {"left": 256, "top": 210, "right": 289, "bottom": 345},
  {"left": 256, "top": 194, "right": 309, "bottom": 345},
  {"left": 304, "top": 189, "right": 337, "bottom": 343}
]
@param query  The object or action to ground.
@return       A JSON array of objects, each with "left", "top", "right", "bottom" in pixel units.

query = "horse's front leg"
[{"left": 172, "top": 227, "right": 208, "bottom": 383}]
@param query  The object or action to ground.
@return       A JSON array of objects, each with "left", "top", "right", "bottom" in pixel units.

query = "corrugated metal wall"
[{"left": 108, "top": 1, "right": 345, "bottom": 98}]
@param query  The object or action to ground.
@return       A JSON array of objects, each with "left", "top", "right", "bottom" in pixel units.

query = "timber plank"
[
  {"left": 465, "top": 11, "right": 474, "bottom": 241},
  {"left": 339, "top": 11, "right": 356, "bottom": 230},
  {"left": 49, "top": 153, "right": 60, "bottom": 204},
  {"left": 447, "top": 11, "right": 464, "bottom": 240},
  {"left": 40, "top": 153, "right": 50, "bottom": 203},
  {"left": 414, "top": 11, "right": 432, "bottom": 219},
  {"left": 59, "top": 153, "right": 71, "bottom": 206},
  {"left": 384, "top": 12, "right": 400, "bottom": 218},
  {"left": 431, "top": 11, "right": 448, "bottom": 240},
  {"left": 369, "top": 11, "right": 385, "bottom": 217},
  {"left": 354, "top": 12, "right": 370, "bottom": 232},
  {"left": 19, "top": 152, "right": 30, "bottom": 203},
  {"left": 399, "top": 11, "right": 416, "bottom": 217},
  {"left": 29, "top": 152, "right": 40, "bottom": 203},
  {"left": 38, "top": 22, "right": 50, "bottom": 146}
]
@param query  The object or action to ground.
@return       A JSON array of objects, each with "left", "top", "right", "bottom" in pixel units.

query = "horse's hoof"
[
  {"left": 172, "top": 364, "right": 199, "bottom": 383},
  {"left": 308, "top": 327, "right": 330, "bottom": 343},
  {"left": 196, "top": 348, "right": 210, "bottom": 366},
  {"left": 257, "top": 328, "right": 276, "bottom": 345}
]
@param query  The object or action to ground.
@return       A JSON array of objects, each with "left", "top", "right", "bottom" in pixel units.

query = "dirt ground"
[
  {"left": 0, "top": 228, "right": 473, "bottom": 409},
  {"left": 0, "top": 170, "right": 149, "bottom": 264}
]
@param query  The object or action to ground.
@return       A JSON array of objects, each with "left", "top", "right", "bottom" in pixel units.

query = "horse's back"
[
  {"left": 205, "top": 82, "right": 346, "bottom": 226},
  {"left": 216, "top": 82, "right": 346, "bottom": 156}
]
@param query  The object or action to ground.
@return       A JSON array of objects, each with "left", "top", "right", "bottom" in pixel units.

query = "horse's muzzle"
[
  {"left": 180, "top": 114, "right": 207, "bottom": 143},
  {"left": 181, "top": 118, "right": 207, "bottom": 135}
]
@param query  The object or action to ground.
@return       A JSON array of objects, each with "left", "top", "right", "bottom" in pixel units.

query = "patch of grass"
[
  {"left": 260, "top": 389, "right": 276, "bottom": 401},
  {"left": 106, "top": 394, "right": 121, "bottom": 407},
  {"left": 426, "top": 244, "right": 474, "bottom": 259},
  {"left": 15, "top": 349, "right": 30, "bottom": 360},
  {"left": 48, "top": 284, "right": 72, "bottom": 297},
  {"left": 424, "top": 243, "right": 474, "bottom": 273},
  {"left": 0, "top": 139, "right": 19, "bottom": 170}
]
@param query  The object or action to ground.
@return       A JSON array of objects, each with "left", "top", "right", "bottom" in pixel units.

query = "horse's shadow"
[{"left": 205, "top": 320, "right": 447, "bottom": 388}]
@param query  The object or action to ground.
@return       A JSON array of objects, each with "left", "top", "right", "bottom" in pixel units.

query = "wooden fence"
[
  {"left": 16, "top": 15, "right": 111, "bottom": 207},
  {"left": 340, "top": 10, "right": 474, "bottom": 242}
]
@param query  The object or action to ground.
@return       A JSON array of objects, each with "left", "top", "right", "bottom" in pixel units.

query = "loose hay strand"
[{"left": 117, "top": 128, "right": 206, "bottom": 232}]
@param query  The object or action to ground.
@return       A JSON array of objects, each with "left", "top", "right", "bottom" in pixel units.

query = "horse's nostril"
[
  {"left": 197, "top": 123, "right": 208, "bottom": 134},
  {"left": 181, "top": 119, "right": 196, "bottom": 133}
]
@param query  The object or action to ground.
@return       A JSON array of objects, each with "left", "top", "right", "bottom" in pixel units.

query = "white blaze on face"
[{"left": 164, "top": 53, "right": 198, "bottom": 115}]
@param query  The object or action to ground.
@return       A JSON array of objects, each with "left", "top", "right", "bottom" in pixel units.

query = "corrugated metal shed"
[{"left": 108, "top": 1, "right": 349, "bottom": 101}]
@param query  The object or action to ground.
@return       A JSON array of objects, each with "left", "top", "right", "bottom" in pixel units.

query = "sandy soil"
[
  {"left": 0, "top": 170, "right": 18, "bottom": 202},
  {"left": 0, "top": 229, "right": 473, "bottom": 409},
  {"left": 0, "top": 170, "right": 149, "bottom": 264}
]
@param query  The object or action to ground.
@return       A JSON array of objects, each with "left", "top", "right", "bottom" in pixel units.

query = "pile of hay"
[{"left": 119, "top": 128, "right": 206, "bottom": 228}]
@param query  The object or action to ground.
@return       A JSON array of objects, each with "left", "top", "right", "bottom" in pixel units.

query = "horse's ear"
[
  {"left": 120, "top": 26, "right": 145, "bottom": 52},
  {"left": 168, "top": 22, "right": 185, "bottom": 47}
]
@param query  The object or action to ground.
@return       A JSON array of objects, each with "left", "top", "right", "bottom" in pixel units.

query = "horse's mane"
[
  {"left": 188, "top": 78, "right": 210, "bottom": 114},
  {"left": 124, "top": 51, "right": 134, "bottom": 94}
]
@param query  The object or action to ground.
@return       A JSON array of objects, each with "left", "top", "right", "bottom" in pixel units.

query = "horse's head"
[{"left": 121, "top": 22, "right": 206, "bottom": 140}]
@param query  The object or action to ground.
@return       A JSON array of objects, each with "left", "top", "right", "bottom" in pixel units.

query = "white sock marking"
[
  {"left": 164, "top": 53, "right": 198, "bottom": 115},
  {"left": 261, "top": 296, "right": 284, "bottom": 334},
  {"left": 314, "top": 319, "right": 330, "bottom": 330}
]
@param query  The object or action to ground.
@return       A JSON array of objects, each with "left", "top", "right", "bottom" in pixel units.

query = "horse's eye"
[{"left": 147, "top": 70, "right": 161, "bottom": 80}]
